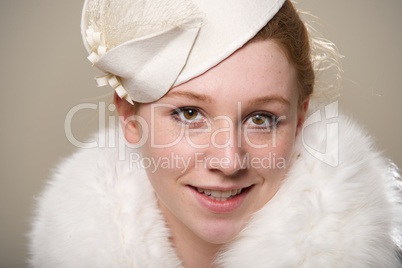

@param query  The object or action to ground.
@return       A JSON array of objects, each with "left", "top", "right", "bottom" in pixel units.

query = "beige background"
[{"left": 1, "top": 1, "right": 401, "bottom": 267}]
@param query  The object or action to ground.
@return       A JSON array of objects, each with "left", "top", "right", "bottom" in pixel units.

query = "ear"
[
  {"left": 114, "top": 93, "right": 142, "bottom": 144},
  {"left": 295, "top": 98, "right": 309, "bottom": 137}
]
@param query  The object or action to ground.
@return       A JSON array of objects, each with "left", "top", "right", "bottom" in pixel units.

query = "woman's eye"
[
  {"left": 172, "top": 107, "right": 205, "bottom": 126},
  {"left": 251, "top": 114, "right": 267, "bottom": 125},
  {"left": 245, "top": 113, "right": 277, "bottom": 130},
  {"left": 182, "top": 108, "right": 199, "bottom": 120}
]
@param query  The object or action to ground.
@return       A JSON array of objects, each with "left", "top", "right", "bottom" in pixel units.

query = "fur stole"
[{"left": 29, "top": 109, "right": 402, "bottom": 267}]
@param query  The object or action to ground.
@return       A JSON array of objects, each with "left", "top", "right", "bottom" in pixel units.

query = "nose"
[{"left": 204, "top": 121, "right": 246, "bottom": 176}]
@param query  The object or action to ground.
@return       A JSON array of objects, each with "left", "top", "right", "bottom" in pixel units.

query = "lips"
[{"left": 189, "top": 185, "right": 252, "bottom": 213}]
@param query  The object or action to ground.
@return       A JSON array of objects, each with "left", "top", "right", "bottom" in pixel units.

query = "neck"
[{"left": 159, "top": 202, "right": 222, "bottom": 268}]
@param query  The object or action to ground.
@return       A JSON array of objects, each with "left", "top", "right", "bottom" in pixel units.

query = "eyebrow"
[
  {"left": 165, "top": 91, "right": 212, "bottom": 103},
  {"left": 248, "top": 95, "right": 291, "bottom": 106},
  {"left": 165, "top": 91, "right": 290, "bottom": 106}
]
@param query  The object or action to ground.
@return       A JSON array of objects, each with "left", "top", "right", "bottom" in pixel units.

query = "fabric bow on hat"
[{"left": 81, "top": 0, "right": 286, "bottom": 104}]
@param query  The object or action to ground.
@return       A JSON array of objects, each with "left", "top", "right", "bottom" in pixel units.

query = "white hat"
[{"left": 81, "top": 0, "right": 286, "bottom": 104}]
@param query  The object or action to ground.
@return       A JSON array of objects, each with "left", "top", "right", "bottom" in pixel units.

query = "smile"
[
  {"left": 189, "top": 185, "right": 252, "bottom": 213},
  {"left": 196, "top": 188, "right": 242, "bottom": 201}
]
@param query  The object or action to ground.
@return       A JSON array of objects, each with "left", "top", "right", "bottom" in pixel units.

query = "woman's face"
[{"left": 123, "top": 39, "right": 306, "bottom": 245}]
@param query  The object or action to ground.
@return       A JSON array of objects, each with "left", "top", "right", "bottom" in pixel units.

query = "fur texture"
[{"left": 29, "top": 109, "right": 402, "bottom": 267}]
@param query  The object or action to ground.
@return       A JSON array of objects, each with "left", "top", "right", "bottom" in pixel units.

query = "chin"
[{"left": 193, "top": 216, "right": 248, "bottom": 245}]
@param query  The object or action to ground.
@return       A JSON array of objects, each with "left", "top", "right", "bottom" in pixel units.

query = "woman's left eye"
[{"left": 245, "top": 113, "right": 277, "bottom": 129}]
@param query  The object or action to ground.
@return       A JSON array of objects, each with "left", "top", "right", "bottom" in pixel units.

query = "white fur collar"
[{"left": 29, "top": 109, "right": 402, "bottom": 267}]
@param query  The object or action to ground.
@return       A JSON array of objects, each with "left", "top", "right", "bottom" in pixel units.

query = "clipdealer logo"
[
  {"left": 301, "top": 101, "right": 339, "bottom": 167},
  {"left": 64, "top": 101, "right": 340, "bottom": 167},
  {"left": 128, "top": 152, "right": 286, "bottom": 174}
]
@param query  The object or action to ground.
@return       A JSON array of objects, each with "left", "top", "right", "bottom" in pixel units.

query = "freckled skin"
[{"left": 118, "top": 39, "right": 308, "bottom": 267}]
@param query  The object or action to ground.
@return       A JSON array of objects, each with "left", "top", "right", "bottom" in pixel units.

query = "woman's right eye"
[
  {"left": 181, "top": 108, "right": 200, "bottom": 120},
  {"left": 171, "top": 107, "right": 206, "bottom": 127}
]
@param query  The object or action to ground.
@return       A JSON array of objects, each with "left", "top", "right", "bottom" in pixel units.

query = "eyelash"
[
  {"left": 171, "top": 107, "right": 279, "bottom": 131},
  {"left": 243, "top": 112, "right": 279, "bottom": 131},
  {"left": 171, "top": 107, "right": 207, "bottom": 128}
]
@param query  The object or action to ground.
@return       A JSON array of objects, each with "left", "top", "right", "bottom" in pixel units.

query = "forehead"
[{"left": 166, "top": 39, "right": 298, "bottom": 104}]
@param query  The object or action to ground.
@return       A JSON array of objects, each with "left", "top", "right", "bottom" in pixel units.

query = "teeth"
[{"left": 196, "top": 187, "right": 243, "bottom": 201}]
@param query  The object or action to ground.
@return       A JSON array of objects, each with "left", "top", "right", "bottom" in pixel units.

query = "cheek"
[
  {"left": 139, "top": 145, "right": 180, "bottom": 209},
  {"left": 139, "top": 130, "right": 195, "bottom": 185},
  {"left": 246, "top": 126, "right": 297, "bottom": 208},
  {"left": 134, "top": 110, "right": 186, "bottom": 190},
  {"left": 273, "top": 124, "right": 297, "bottom": 156},
  {"left": 151, "top": 120, "right": 184, "bottom": 147},
  {"left": 245, "top": 120, "right": 298, "bottom": 185}
]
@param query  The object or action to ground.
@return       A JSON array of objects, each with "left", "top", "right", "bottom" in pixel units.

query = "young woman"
[{"left": 29, "top": 0, "right": 402, "bottom": 267}]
